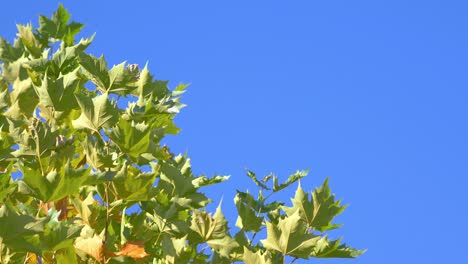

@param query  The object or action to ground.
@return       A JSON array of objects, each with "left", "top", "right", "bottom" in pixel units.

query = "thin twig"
[
  {"left": 290, "top": 257, "right": 299, "bottom": 264},
  {"left": 102, "top": 182, "right": 110, "bottom": 263}
]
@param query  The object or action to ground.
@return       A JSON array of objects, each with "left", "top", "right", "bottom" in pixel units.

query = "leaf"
[
  {"left": 190, "top": 205, "right": 238, "bottom": 258},
  {"left": 40, "top": 208, "right": 82, "bottom": 251},
  {"left": 74, "top": 234, "right": 103, "bottom": 261},
  {"left": 22, "top": 161, "right": 90, "bottom": 202},
  {"left": 246, "top": 170, "right": 270, "bottom": 190},
  {"left": 26, "top": 46, "right": 81, "bottom": 78},
  {"left": 134, "top": 63, "right": 168, "bottom": 102},
  {"left": 192, "top": 174, "right": 230, "bottom": 188},
  {"left": 158, "top": 160, "right": 196, "bottom": 197},
  {"left": 78, "top": 53, "right": 109, "bottom": 91},
  {"left": 72, "top": 92, "right": 119, "bottom": 131},
  {"left": 81, "top": 134, "right": 115, "bottom": 170},
  {"left": 311, "top": 236, "right": 366, "bottom": 258},
  {"left": 0, "top": 162, "right": 15, "bottom": 202},
  {"left": 283, "top": 178, "right": 346, "bottom": 232},
  {"left": 0, "top": 205, "right": 45, "bottom": 253},
  {"left": 107, "top": 118, "right": 154, "bottom": 160},
  {"left": 161, "top": 235, "right": 187, "bottom": 260},
  {"left": 34, "top": 70, "right": 80, "bottom": 121},
  {"left": 234, "top": 192, "right": 263, "bottom": 232},
  {"left": 112, "top": 162, "right": 156, "bottom": 201},
  {"left": 55, "top": 246, "right": 79, "bottom": 263},
  {"left": 272, "top": 170, "right": 308, "bottom": 192},
  {"left": 124, "top": 99, "right": 181, "bottom": 134},
  {"left": 38, "top": 4, "right": 83, "bottom": 46},
  {"left": 12, "top": 119, "right": 57, "bottom": 158},
  {"left": 5, "top": 78, "right": 38, "bottom": 119},
  {"left": 114, "top": 241, "right": 149, "bottom": 259},
  {"left": 107, "top": 62, "right": 139, "bottom": 95},
  {"left": 0, "top": 37, "right": 23, "bottom": 63},
  {"left": 70, "top": 192, "right": 96, "bottom": 226},
  {"left": 261, "top": 211, "right": 320, "bottom": 259},
  {"left": 16, "top": 24, "right": 42, "bottom": 58},
  {"left": 236, "top": 191, "right": 283, "bottom": 214},
  {"left": 243, "top": 247, "right": 273, "bottom": 264}
]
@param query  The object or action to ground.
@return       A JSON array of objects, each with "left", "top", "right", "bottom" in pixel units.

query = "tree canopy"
[{"left": 0, "top": 5, "right": 364, "bottom": 263}]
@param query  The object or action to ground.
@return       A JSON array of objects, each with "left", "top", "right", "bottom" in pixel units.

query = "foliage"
[{"left": 0, "top": 5, "right": 364, "bottom": 264}]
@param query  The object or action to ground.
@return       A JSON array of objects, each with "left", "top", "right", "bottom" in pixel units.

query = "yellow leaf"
[{"left": 74, "top": 235, "right": 103, "bottom": 261}]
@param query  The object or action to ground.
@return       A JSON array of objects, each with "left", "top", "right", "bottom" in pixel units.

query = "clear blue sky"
[{"left": 1, "top": 1, "right": 467, "bottom": 263}]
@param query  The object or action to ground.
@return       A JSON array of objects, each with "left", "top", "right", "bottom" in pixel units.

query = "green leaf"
[
  {"left": 283, "top": 178, "right": 346, "bottom": 232},
  {"left": 124, "top": 99, "right": 181, "bottom": 135},
  {"left": 192, "top": 174, "right": 230, "bottom": 188},
  {"left": 55, "top": 246, "right": 79, "bottom": 263},
  {"left": 81, "top": 134, "right": 115, "bottom": 170},
  {"left": 112, "top": 162, "right": 156, "bottom": 201},
  {"left": 38, "top": 4, "right": 83, "bottom": 46},
  {"left": 311, "top": 236, "right": 365, "bottom": 258},
  {"left": 156, "top": 160, "right": 211, "bottom": 208},
  {"left": 246, "top": 170, "right": 270, "bottom": 190},
  {"left": 40, "top": 208, "right": 82, "bottom": 252},
  {"left": 107, "top": 62, "right": 139, "bottom": 95},
  {"left": 0, "top": 37, "right": 23, "bottom": 63},
  {"left": 0, "top": 205, "right": 45, "bottom": 253},
  {"left": 0, "top": 164, "right": 15, "bottom": 203},
  {"left": 78, "top": 53, "right": 109, "bottom": 91},
  {"left": 72, "top": 92, "right": 119, "bottom": 131},
  {"left": 22, "top": 161, "right": 90, "bottom": 202},
  {"left": 5, "top": 78, "right": 38, "bottom": 119},
  {"left": 34, "top": 70, "right": 80, "bottom": 122},
  {"left": 26, "top": 46, "right": 81, "bottom": 78},
  {"left": 107, "top": 118, "right": 154, "bottom": 160},
  {"left": 261, "top": 211, "right": 320, "bottom": 259},
  {"left": 234, "top": 192, "right": 263, "bottom": 232},
  {"left": 272, "top": 170, "right": 308, "bottom": 192},
  {"left": 243, "top": 247, "right": 273, "bottom": 264},
  {"left": 12, "top": 119, "right": 57, "bottom": 158},
  {"left": 134, "top": 63, "right": 168, "bottom": 102},
  {"left": 190, "top": 205, "right": 238, "bottom": 258},
  {"left": 161, "top": 234, "right": 187, "bottom": 262}
]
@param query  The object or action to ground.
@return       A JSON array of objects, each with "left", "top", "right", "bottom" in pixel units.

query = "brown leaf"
[
  {"left": 55, "top": 197, "right": 69, "bottom": 220},
  {"left": 114, "top": 241, "right": 149, "bottom": 259}
]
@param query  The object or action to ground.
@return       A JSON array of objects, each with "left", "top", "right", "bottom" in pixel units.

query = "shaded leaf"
[
  {"left": 22, "top": 161, "right": 90, "bottom": 202},
  {"left": 246, "top": 170, "right": 270, "bottom": 190},
  {"left": 234, "top": 192, "right": 263, "bottom": 232},
  {"left": 0, "top": 205, "right": 45, "bottom": 253}
]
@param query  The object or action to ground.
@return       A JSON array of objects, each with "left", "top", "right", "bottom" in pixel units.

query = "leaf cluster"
[{"left": 0, "top": 5, "right": 364, "bottom": 264}]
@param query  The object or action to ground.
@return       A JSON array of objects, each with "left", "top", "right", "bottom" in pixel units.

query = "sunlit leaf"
[
  {"left": 283, "top": 178, "right": 346, "bottom": 232},
  {"left": 261, "top": 211, "right": 320, "bottom": 259}
]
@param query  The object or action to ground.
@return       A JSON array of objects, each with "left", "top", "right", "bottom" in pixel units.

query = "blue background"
[{"left": 1, "top": 1, "right": 467, "bottom": 263}]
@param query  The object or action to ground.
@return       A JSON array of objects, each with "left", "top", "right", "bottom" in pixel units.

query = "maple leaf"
[{"left": 114, "top": 241, "right": 149, "bottom": 259}]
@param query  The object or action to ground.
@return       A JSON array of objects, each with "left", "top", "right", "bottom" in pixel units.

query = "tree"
[{"left": 0, "top": 5, "right": 364, "bottom": 264}]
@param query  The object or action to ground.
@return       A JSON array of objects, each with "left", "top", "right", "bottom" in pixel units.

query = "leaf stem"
[
  {"left": 290, "top": 257, "right": 299, "bottom": 264},
  {"left": 249, "top": 232, "right": 258, "bottom": 246},
  {"left": 103, "top": 182, "right": 110, "bottom": 263},
  {"left": 30, "top": 119, "right": 45, "bottom": 176}
]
